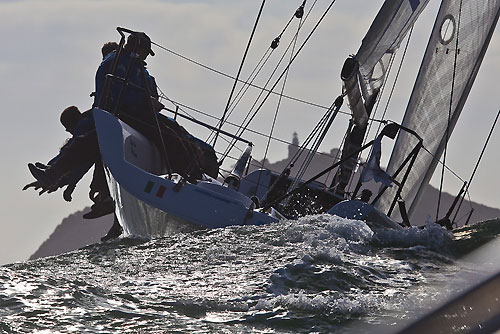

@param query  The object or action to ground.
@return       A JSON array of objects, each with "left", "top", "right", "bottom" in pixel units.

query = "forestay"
[{"left": 376, "top": 0, "right": 500, "bottom": 218}]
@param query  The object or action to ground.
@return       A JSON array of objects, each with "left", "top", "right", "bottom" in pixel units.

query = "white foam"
[{"left": 373, "top": 221, "right": 453, "bottom": 251}]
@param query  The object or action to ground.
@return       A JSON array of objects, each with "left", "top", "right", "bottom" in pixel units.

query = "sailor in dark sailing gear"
[
  {"left": 27, "top": 33, "right": 158, "bottom": 240},
  {"left": 27, "top": 31, "right": 218, "bottom": 240},
  {"left": 25, "top": 40, "right": 119, "bottom": 205},
  {"left": 101, "top": 41, "right": 118, "bottom": 60},
  {"left": 30, "top": 32, "right": 217, "bottom": 184},
  {"left": 27, "top": 34, "right": 160, "bottom": 193},
  {"left": 23, "top": 106, "right": 94, "bottom": 201},
  {"left": 94, "top": 32, "right": 218, "bottom": 181}
]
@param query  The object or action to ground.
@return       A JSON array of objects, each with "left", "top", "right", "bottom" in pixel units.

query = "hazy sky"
[{"left": 1, "top": 0, "right": 499, "bottom": 265}]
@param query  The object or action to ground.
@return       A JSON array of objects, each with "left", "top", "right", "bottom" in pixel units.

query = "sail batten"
[{"left": 376, "top": 0, "right": 500, "bottom": 219}]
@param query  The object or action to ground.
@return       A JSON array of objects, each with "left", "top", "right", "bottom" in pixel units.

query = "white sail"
[
  {"left": 376, "top": 0, "right": 500, "bottom": 218},
  {"left": 334, "top": 0, "right": 431, "bottom": 195},
  {"left": 355, "top": 0, "right": 431, "bottom": 104}
]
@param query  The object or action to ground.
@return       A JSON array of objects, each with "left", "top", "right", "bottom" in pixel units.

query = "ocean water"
[{"left": 1, "top": 215, "right": 500, "bottom": 334}]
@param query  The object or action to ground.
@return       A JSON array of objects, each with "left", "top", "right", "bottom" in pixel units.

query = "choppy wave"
[{"left": 1, "top": 215, "right": 499, "bottom": 333}]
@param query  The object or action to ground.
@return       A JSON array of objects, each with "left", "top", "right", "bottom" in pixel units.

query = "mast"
[
  {"left": 376, "top": 0, "right": 500, "bottom": 219},
  {"left": 331, "top": 0, "right": 431, "bottom": 197}
]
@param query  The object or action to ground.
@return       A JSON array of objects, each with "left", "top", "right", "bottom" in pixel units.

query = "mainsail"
[
  {"left": 375, "top": 0, "right": 500, "bottom": 218},
  {"left": 332, "top": 0, "right": 431, "bottom": 196}
]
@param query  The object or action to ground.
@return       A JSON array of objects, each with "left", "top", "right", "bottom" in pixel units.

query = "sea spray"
[{"left": 1, "top": 217, "right": 499, "bottom": 333}]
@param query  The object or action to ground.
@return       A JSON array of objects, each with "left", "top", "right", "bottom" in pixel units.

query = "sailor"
[
  {"left": 23, "top": 106, "right": 94, "bottom": 202},
  {"left": 25, "top": 42, "right": 120, "bottom": 218},
  {"left": 360, "top": 189, "right": 372, "bottom": 203},
  {"left": 26, "top": 33, "right": 160, "bottom": 241},
  {"left": 101, "top": 41, "right": 118, "bottom": 60},
  {"left": 94, "top": 32, "right": 218, "bottom": 180},
  {"left": 93, "top": 32, "right": 159, "bottom": 121},
  {"left": 90, "top": 41, "right": 119, "bottom": 99},
  {"left": 27, "top": 33, "right": 158, "bottom": 190},
  {"left": 27, "top": 32, "right": 218, "bottom": 239},
  {"left": 25, "top": 40, "right": 119, "bottom": 199}
]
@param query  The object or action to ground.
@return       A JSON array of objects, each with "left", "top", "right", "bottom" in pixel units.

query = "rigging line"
[
  {"left": 358, "top": 53, "right": 396, "bottom": 164},
  {"left": 206, "top": 49, "right": 274, "bottom": 144},
  {"left": 256, "top": 14, "right": 304, "bottom": 193},
  {"left": 159, "top": 88, "right": 353, "bottom": 182},
  {"left": 261, "top": 102, "right": 335, "bottom": 204},
  {"left": 163, "top": 90, "right": 388, "bottom": 162},
  {"left": 214, "top": 0, "right": 267, "bottom": 147},
  {"left": 452, "top": 187, "right": 474, "bottom": 227},
  {"left": 218, "top": 48, "right": 295, "bottom": 160},
  {"left": 218, "top": 25, "right": 310, "bottom": 161},
  {"left": 262, "top": 13, "right": 303, "bottom": 166},
  {"left": 218, "top": 1, "right": 318, "bottom": 160},
  {"left": 151, "top": 41, "right": 335, "bottom": 112},
  {"left": 419, "top": 144, "right": 465, "bottom": 182},
  {"left": 162, "top": 89, "right": 386, "bottom": 149},
  {"left": 291, "top": 102, "right": 340, "bottom": 195},
  {"left": 152, "top": 37, "right": 376, "bottom": 121},
  {"left": 285, "top": 97, "right": 343, "bottom": 197},
  {"left": 280, "top": 105, "right": 334, "bottom": 186},
  {"left": 211, "top": 39, "right": 288, "bottom": 146},
  {"left": 279, "top": 95, "right": 335, "bottom": 173},
  {"left": 161, "top": 95, "right": 341, "bottom": 160},
  {"left": 437, "top": 0, "right": 463, "bottom": 221},
  {"left": 275, "top": 5, "right": 298, "bottom": 41},
  {"left": 292, "top": 98, "right": 342, "bottom": 186},
  {"left": 373, "top": 26, "right": 414, "bottom": 140},
  {"left": 227, "top": 50, "right": 272, "bottom": 114},
  {"left": 212, "top": 0, "right": 314, "bottom": 141},
  {"left": 454, "top": 108, "right": 500, "bottom": 221},
  {"left": 454, "top": 209, "right": 474, "bottom": 225},
  {"left": 289, "top": 106, "right": 333, "bottom": 186},
  {"left": 220, "top": 0, "right": 339, "bottom": 163},
  {"left": 226, "top": 50, "right": 272, "bottom": 114},
  {"left": 157, "top": 89, "right": 246, "bottom": 156}
]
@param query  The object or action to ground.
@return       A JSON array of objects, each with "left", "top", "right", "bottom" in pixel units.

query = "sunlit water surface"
[{"left": 1, "top": 215, "right": 499, "bottom": 333}]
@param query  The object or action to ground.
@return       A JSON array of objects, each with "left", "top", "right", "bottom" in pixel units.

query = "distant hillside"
[
  {"left": 30, "top": 208, "right": 113, "bottom": 260},
  {"left": 30, "top": 133, "right": 500, "bottom": 260}
]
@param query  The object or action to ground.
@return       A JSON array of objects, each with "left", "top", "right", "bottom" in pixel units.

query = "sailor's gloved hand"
[
  {"left": 22, "top": 181, "right": 42, "bottom": 191},
  {"left": 22, "top": 180, "right": 55, "bottom": 196},
  {"left": 63, "top": 184, "right": 76, "bottom": 202},
  {"left": 34, "top": 162, "right": 49, "bottom": 170}
]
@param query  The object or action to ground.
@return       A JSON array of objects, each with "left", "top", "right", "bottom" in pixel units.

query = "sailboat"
[
  {"left": 92, "top": 28, "right": 288, "bottom": 238},
  {"left": 242, "top": 0, "right": 500, "bottom": 230},
  {"left": 93, "top": 0, "right": 499, "bottom": 238},
  {"left": 327, "top": 0, "right": 500, "bottom": 229},
  {"left": 93, "top": 107, "right": 283, "bottom": 238},
  {"left": 230, "top": 0, "right": 434, "bottom": 223}
]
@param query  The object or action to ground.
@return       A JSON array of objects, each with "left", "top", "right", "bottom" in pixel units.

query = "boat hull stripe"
[
  {"left": 156, "top": 185, "right": 166, "bottom": 198},
  {"left": 144, "top": 181, "right": 154, "bottom": 193}
]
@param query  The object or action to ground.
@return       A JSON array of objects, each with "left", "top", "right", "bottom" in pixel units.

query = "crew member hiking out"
[{"left": 27, "top": 31, "right": 219, "bottom": 240}]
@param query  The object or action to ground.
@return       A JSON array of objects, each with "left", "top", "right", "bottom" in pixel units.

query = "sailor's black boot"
[
  {"left": 101, "top": 215, "right": 123, "bottom": 242},
  {"left": 83, "top": 197, "right": 115, "bottom": 219}
]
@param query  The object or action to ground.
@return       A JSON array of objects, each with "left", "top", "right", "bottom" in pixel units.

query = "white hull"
[
  {"left": 93, "top": 108, "right": 280, "bottom": 238},
  {"left": 328, "top": 200, "right": 403, "bottom": 230}
]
